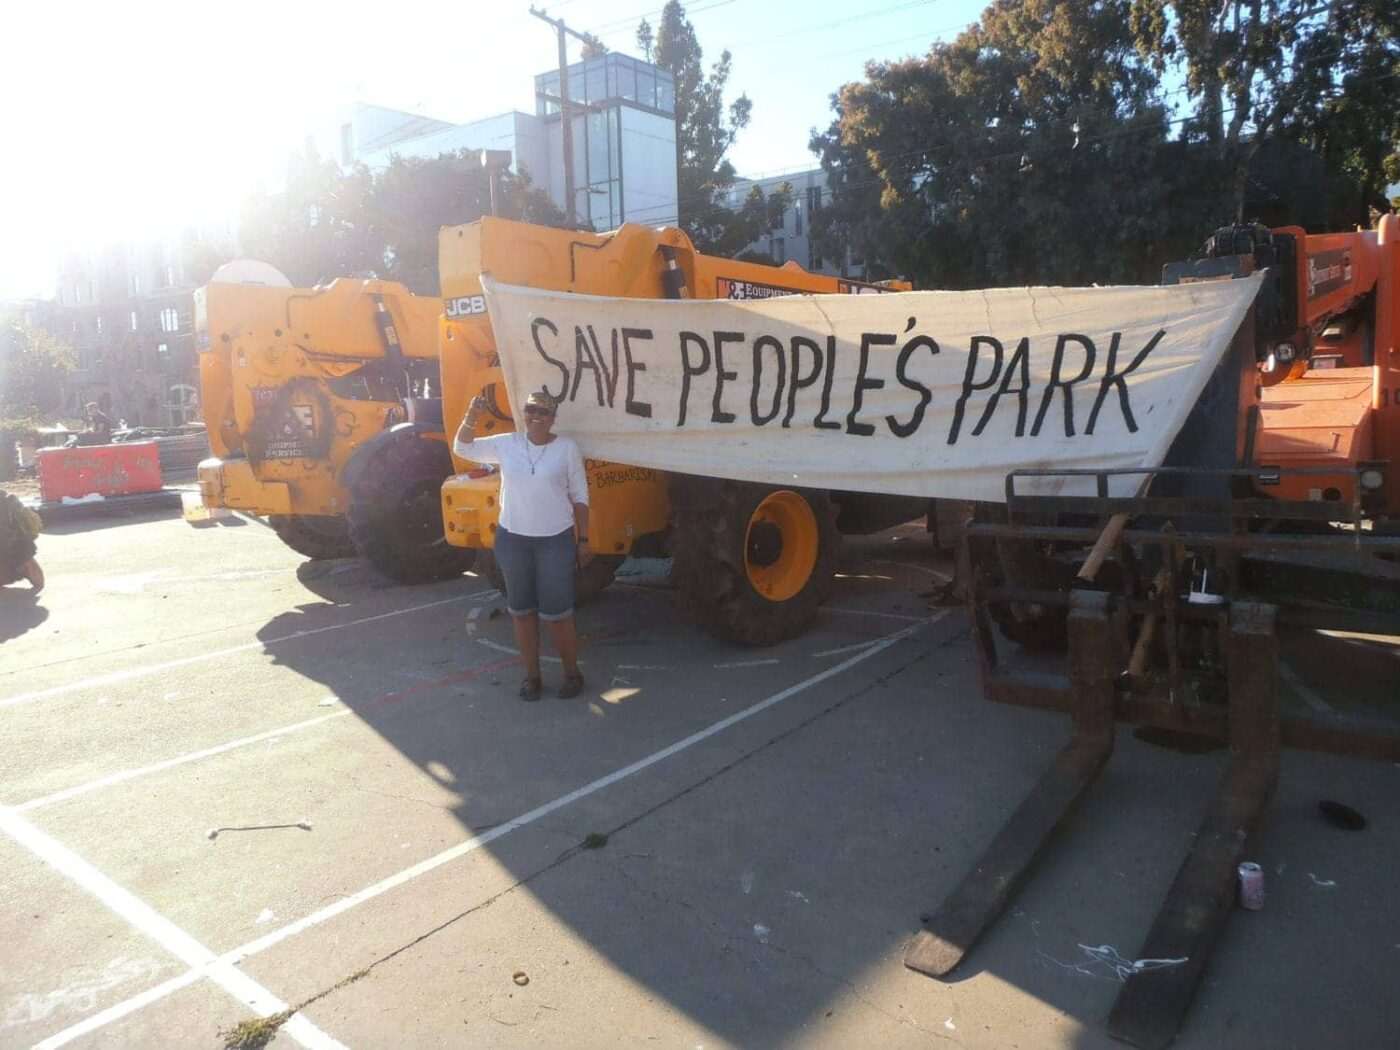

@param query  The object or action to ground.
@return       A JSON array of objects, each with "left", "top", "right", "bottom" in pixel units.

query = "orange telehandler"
[
  {"left": 1237, "top": 220, "right": 1398, "bottom": 511},
  {"left": 196, "top": 222, "right": 920, "bottom": 617},
  {"left": 195, "top": 274, "right": 475, "bottom": 581},
  {"left": 435, "top": 216, "right": 921, "bottom": 644}
]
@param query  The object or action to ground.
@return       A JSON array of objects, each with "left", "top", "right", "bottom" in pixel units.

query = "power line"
[
  {"left": 588, "top": 0, "right": 739, "bottom": 38},
  {"left": 807, "top": 20, "right": 975, "bottom": 62},
  {"left": 722, "top": 0, "right": 939, "bottom": 52}
]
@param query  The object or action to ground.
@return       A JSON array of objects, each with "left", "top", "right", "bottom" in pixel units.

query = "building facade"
[
  {"left": 325, "top": 53, "right": 679, "bottom": 231},
  {"left": 39, "top": 240, "right": 209, "bottom": 427}
]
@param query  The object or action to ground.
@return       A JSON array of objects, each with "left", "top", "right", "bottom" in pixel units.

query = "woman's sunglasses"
[{"left": 523, "top": 406, "right": 554, "bottom": 419}]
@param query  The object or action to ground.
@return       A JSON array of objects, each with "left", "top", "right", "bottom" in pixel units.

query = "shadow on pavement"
[
  {"left": 38, "top": 504, "right": 185, "bottom": 535},
  {"left": 0, "top": 591, "right": 49, "bottom": 643},
  {"left": 246, "top": 525, "right": 1400, "bottom": 1049},
  {"left": 293, "top": 556, "right": 402, "bottom": 596}
]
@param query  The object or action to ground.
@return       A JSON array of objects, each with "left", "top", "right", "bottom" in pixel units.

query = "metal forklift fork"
[
  {"left": 905, "top": 594, "right": 1283, "bottom": 1050},
  {"left": 1107, "top": 602, "right": 1278, "bottom": 1049},
  {"left": 904, "top": 589, "right": 1118, "bottom": 978}
]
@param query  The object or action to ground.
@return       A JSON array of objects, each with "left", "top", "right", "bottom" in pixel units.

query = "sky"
[{"left": 0, "top": 0, "right": 985, "bottom": 302}]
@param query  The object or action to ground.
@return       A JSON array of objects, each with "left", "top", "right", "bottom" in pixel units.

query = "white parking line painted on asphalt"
[
  {"left": 811, "top": 638, "right": 883, "bottom": 659},
  {"left": 33, "top": 970, "right": 206, "bottom": 1050},
  {"left": 43, "top": 612, "right": 946, "bottom": 1046},
  {"left": 866, "top": 558, "right": 953, "bottom": 583},
  {"left": 14, "top": 710, "right": 355, "bottom": 813},
  {"left": 474, "top": 636, "right": 563, "bottom": 664},
  {"left": 1, "top": 593, "right": 485, "bottom": 710},
  {"left": 825, "top": 606, "right": 930, "bottom": 622},
  {"left": 713, "top": 659, "right": 781, "bottom": 669},
  {"left": 0, "top": 808, "right": 346, "bottom": 1050}
]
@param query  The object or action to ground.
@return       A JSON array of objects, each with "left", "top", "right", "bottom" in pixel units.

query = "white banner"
[{"left": 479, "top": 273, "right": 1262, "bottom": 502}]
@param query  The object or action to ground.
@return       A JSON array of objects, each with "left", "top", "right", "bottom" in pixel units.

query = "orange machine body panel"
[
  {"left": 1257, "top": 368, "right": 1375, "bottom": 502},
  {"left": 1250, "top": 217, "right": 1400, "bottom": 513}
]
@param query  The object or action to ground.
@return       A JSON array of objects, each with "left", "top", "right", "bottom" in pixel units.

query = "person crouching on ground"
[
  {"left": 453, "top": 390, "right": 591, "bottom": 701},
  {"left": 0, "top": 492, "right": 44, "bottom": 595}
]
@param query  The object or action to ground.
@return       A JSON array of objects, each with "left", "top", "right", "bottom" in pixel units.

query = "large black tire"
[
  {"left": 267, "top": 514, "right": 356, "bottom": 560},
  {"left": 474, "top": 548, "right": 623, "bottom": 608},
  {"left": 346, "top": 429, "right": 476, "bottom": 584},
  {"left": 670, "top": 479, "right": 840, "bottom": 646}
]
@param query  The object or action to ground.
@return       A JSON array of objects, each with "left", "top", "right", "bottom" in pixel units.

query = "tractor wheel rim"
[{"left": 744, "top": 491, "right": 818, "bottom": 602}]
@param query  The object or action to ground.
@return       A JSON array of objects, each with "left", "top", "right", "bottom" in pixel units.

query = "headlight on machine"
[{"left": 1359, "top": 467, "right": 1384, "bottom": 491}]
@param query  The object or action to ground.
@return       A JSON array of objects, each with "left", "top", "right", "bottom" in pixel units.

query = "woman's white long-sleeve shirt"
[{"left": 453, "top": 432, "right": 589, "bottom": 537}]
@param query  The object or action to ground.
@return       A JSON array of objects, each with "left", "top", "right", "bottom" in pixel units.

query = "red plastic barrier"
[{"left": 36, "top": 442, "right": 163, "bottom": 503}]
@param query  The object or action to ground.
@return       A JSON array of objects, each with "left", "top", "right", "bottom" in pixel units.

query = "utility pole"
[
  {"left": 478, "top": 149, "right": 513, "bottom": 217},
  {"left": 529, "top": 7, "right": 594, "bottom": 227}
]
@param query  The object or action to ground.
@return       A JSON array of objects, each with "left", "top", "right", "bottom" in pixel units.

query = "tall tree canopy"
[
  {"left": 239, "top": 148, "right": 563, "bottom": 294},
  {"left": 713, "top": 181, "right": 796, "bottom": 262},
  {"left": 813, "top": 0, "right": 1400, "bottom": 289},
  {"left": 0, "top": 316, "right": 74, "bottom": 430},
  {"left": 652, "top": 1, "right": 755, "bottom": 251},
  {"left": 813, "top": 0, "right": 1185, "bottom": 288},
  {"left": 1282, "top": 0, "right": 1400, "bottom": 224},
  {"left": 1130, "top": 0, "right": 1399, "bottom": 217}
]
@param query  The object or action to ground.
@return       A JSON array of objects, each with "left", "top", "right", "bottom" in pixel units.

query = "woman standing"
[{"left": 453, "top": 391, "right": 591, "bottom": 701}]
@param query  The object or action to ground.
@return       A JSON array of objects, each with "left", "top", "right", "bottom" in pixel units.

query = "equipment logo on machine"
[
  {"left": 716, "top": 278, "right": 803, "bottom": 300},
  {"left": 1308, "top": 250, "right": 1352, "bottom": 299},
  {"left": 446, "top": 294, "right": 488, "bottom": 317}
]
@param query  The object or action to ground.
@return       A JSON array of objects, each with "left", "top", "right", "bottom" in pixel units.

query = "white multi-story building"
[{"left": 322, "top": 53, "right": 678, "bottom": 231}]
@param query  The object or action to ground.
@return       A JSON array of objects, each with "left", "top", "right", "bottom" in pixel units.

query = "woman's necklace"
[{"left": 524, "top": 435, "right": 549, "bottom": 475}]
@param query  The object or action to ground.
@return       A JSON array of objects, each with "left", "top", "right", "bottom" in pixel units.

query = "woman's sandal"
[
  {"left": 557, "top": 671, "right": 585, "bottom": 700},
  {"left": 518, "top": 676, "right": 543, "bottom": 702}
]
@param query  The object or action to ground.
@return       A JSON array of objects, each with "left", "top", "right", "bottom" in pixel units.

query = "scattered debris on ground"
[
  {"left": 221, "top": 1010, "right": 292, "bottom": 1050},
  {"left": 207, "top": 820, "right": 312, "bottom": 841}
]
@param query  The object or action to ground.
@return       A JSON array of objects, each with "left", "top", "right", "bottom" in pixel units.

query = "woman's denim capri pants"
[{"left": 493, "top": 526, "right": 576, "bottom": 621}]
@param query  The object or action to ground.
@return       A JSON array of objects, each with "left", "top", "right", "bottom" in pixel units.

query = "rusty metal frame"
[{"left": 906, "top": 463, "right": 1400, "bottom": 1048}]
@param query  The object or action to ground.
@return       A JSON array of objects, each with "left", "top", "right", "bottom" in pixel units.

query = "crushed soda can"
[{"left": 1238, "top": 861, "right": 1265, "bottom": 910}]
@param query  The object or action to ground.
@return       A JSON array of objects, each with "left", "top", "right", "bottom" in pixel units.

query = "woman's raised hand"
[{"left": 463, "top": 394, "right": 487, "bottom": 426}]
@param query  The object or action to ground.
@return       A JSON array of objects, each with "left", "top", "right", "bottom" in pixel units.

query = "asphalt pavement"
[{"left": 1, "top": 505, "right": 1397, "bottom": 1049}]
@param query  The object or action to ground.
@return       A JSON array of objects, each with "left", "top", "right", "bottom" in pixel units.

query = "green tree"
[
  {"left": 370, "top": 153, "right": 564, "bottom": 294},
  {"left": 579, "top": 31, "right": 608, "bottom": 59},
  {"left": 636, "top": 18, "right": 655, "bottom": 62},
  {"left": 238, "top": 149, "right": 564, "bottom": 294},
  {"left": 1286, "top": 0, "right": 1400, "bottom": 226},
  {"left": 652, "top": 1, "right": 755, "bottom": 251},
  {"left": 813, "top": 0, "right": 1190, "bottom": 288},
  {"left": 1127, "top": 0, "right": 1391, "bottom": 218},
  {"left": 698, "top": 182, "right": 797, "bottom": 262},
  {"left": 238, "top": 146, "right": 384, "bottom": 287},
  {"left": 179, "top": 229, "right": 236, "bottom": 288},
  {"left": 0, "top": 316, "right": 74, "bottom": 430}
]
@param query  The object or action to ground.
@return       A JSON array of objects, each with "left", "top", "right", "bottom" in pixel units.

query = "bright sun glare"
[{"left": 0, "top": 1, "right": 531, "bottom": 300}]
